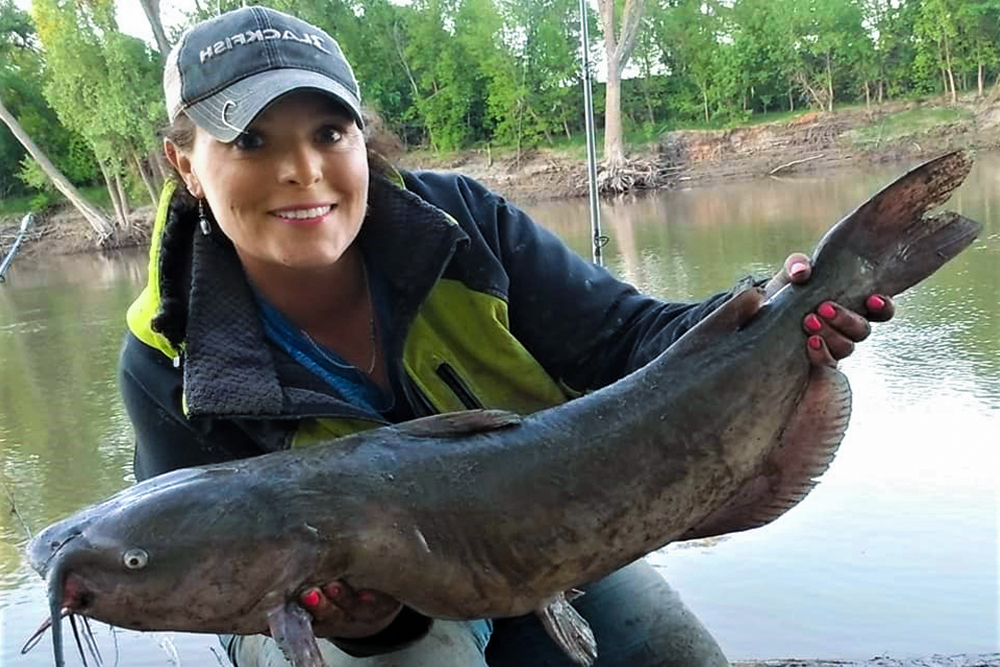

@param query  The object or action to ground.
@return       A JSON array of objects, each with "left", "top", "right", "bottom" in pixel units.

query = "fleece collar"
[{"left": 177, "top": 174, "right": 469, "bottom": 417}]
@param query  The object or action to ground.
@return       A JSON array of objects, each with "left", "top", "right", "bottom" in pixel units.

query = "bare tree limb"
[{"left": 768, "top": 154, "right": 825, "bottom": 176}]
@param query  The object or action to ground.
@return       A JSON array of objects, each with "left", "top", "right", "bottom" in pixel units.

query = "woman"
[{"left": 120, "top": 6, "right": 892, "bottom": 667}]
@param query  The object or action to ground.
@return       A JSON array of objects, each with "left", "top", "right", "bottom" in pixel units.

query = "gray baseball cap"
[{"left": 164, "top": 6, "right": 363, "bottom": 142}]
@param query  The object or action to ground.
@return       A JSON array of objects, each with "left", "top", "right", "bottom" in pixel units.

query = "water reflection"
[{"left": 1, "top": 155, "right": 997, "bottom": 664}]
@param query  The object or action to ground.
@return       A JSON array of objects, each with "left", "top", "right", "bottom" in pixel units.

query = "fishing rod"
[
  {"left": 0, "top": 212, "right": 34, "bottom": 282},
  {"left": 577, "top": 0, "right": 603, "bottom": 267}
]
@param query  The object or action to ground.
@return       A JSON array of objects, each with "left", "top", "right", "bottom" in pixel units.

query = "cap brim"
[{"left": 185, "top": 69, "right": 364, "bottom": 142}]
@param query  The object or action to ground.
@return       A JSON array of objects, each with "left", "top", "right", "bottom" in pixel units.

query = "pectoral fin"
[
  {"left": 536, "top": 592, "right": 597, "bottom": 666},
  {"left": 682, "top": 365, "right": 852, "bottom": 540},
  {"left": 266, "top": 603, "right": 327, "bottom": 667}
]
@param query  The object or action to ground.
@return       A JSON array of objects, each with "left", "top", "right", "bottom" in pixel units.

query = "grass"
[
  {"left": 848, "top": 105, "right": 974, "bottom": 148},
  {"left": 0, "top": 184, "right": 114, "bottom": 220},
  {"left": 0, "top": 193, "right": 39, "bottom": 218}
]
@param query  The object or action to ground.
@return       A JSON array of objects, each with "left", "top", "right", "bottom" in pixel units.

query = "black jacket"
[{"left": 118, "top": 169, "right": 732, "bottom": 654}]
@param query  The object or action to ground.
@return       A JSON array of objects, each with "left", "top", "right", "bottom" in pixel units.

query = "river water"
[{"left": 1, "top": 155, "right": 997, "bottom": 665}]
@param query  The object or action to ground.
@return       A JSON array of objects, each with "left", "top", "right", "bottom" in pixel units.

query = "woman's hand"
[
  {"left": 296, "top": 579, "right": 402, "bottom": 639},
  {"left": 765, "top": 252, "right": 896, "bottom": 367}
]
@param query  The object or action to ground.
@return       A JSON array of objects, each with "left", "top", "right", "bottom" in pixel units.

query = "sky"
[{"left": 14, "top": 0, "right": 197, "bottom": 50}]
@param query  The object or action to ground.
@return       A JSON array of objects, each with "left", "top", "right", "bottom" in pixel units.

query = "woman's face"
[{"left": 169, "top": 91, "right": 369, "bottom": 274}]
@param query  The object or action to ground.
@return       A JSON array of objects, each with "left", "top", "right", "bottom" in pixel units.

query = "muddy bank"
[
  {"left": 459, "top": 98, "right": 1000, "bottom": 203},
  {"left": 735, "top": 656, "right": 1000, "bottom": 667},
  {"left": 3, "top": 97, "right": 999, "bottom": 259}
]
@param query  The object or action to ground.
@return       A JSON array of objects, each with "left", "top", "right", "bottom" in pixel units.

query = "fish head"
[{"left": 28, "top": 465, "right": 327, "bottom": 634}]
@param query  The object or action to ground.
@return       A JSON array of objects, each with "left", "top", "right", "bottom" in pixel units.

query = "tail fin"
[{"left": 813, "top": 151, "right": 982, "bottom": 299}]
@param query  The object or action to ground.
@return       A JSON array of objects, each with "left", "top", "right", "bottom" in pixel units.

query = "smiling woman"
[
  {"left": 111, "top": 5, "right": 897, "bottom": 667},
  {"left": 165, "top": 93, "right": 373, "bottom": 336}
]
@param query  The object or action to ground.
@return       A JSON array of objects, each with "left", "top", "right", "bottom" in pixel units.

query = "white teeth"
[{"left": 275, "top": 206, "right": 330, "bottom": 220}]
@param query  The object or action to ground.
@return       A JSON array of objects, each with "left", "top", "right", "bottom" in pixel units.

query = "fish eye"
[{"left": 123, "top": 548, "right": 149, "bottom": 570}]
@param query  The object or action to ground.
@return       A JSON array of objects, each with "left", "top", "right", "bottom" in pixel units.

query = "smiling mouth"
[{"left": 273, "top": 205, "right": 333, "bottom": 221}]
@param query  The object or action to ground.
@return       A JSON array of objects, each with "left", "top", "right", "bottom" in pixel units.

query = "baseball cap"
[{"left": 164, "top": 5, "right": 363, "bottom": 142}]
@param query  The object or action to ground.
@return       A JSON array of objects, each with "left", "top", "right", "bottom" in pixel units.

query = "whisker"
[
  {"left": 70, "top": 614, "right": 89, "bottom": 667},
  {"left": 20, "top": 609, "right": 69, "bottom": 655},
  {"left": 111, "top": 626, "right": 121, "bottom": 667},
  {"left": 81, "top": 617, "right": 103, "bottom": 665}
]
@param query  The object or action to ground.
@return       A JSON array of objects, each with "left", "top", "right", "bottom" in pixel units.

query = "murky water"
[{"left": 1, "top": 155, "right": 997, "bottom": 665}]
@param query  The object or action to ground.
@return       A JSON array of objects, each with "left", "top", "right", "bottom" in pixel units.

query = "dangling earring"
[{"left": 198, "top": 199, "right": 211, "bottom": 236}]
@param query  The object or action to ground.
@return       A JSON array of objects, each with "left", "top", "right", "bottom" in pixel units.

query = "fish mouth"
[{"left": 21, "top": 568, "right": 100, "bottom": 667}]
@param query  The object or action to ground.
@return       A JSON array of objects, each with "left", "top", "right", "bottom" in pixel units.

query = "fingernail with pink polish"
[
  {"left": 805, "top": 314, "right": 822, "bottom": 332},
  {"left": 790, "top": 262, "right": 809, "bottom": 278},
  {"left": 818, "top": 303, "right": 836, "bottom": 320},
  {"left": 301, "top": 589, "right": 321, "bottom": 608},
  {"left": 867, "top": 295, "right": 885, "bottom": 311},
  {"left": 808, "top": 336, "right": 823, "bottom": 350}
]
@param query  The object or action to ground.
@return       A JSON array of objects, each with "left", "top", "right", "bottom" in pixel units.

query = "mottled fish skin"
[{"left": 28, "top": 152, "right": 982, "bottom": 667}]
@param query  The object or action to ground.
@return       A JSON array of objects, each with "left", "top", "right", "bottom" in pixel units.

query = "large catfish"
[{"left": 27, "top": 152, "right": 981, "bottom": 667}]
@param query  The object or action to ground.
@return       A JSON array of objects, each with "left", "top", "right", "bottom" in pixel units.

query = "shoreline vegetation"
[{"left": 2, "top": 96, "right": 998, "bottom": 260}]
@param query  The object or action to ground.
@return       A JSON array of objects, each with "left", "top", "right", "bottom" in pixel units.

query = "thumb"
[{"left": 764, "top": 252, "right": 812, "bottom": 298}]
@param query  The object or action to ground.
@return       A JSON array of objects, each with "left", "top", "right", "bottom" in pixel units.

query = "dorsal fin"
[{"left": 394, "top": 409, "right": 523, "bottom": 438}]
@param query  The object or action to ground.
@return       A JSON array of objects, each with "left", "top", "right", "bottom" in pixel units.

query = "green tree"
[
  {"left": 651, "top": 0, "right": 724, "bottom": 124},
  {"left": 730, "top": 0, "right": 793, "bottom": 114},
  {"left": 961, "top": 0, "right": 1000, "bottom": 96},
  {"left": 914, "top": 0, "right": 961, "bottom": 102},
  {"left": 402, "top": 0, "right": 482, "bottom": 150},
  {"left": 0, "top": 0, "right": 110, "bottom": 233},
  {"left": 32, "top": 0, "right": 165, "bottom": 231},
  {"left": 484, "top": 0, "right": 581, "bottom": 148},
  {"left": 267, "top": 0, "right": 416, "bottom": 142}
]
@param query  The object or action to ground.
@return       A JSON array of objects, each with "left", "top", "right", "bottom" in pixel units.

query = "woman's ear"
[{"left": 164, "top": 139, "right": 203, "bottom": 199}]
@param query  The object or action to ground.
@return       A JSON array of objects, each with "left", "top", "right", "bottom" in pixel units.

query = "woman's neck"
[{"left": 241, "top": 247, "right": 367, "bottom": 332}]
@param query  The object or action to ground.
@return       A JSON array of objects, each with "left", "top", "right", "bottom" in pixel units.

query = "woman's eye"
[
  {"left": 233, "top": 131, "right": 264, "bottom": 151},
  {"left": 317, "top": 126, "right": 343, "bottom": 145}
]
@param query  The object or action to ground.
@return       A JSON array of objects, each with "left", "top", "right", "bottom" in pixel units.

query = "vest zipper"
[
  {"left": 404, "top": 374, "right": 438, "bottom": 417},
  {"left": 436, "top": 363, "right": 484, "bottom": 410}
]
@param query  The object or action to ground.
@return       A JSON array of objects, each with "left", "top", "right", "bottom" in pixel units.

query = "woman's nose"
[{"left": 277, "top": 144, "right": 322, "bottom": 186}]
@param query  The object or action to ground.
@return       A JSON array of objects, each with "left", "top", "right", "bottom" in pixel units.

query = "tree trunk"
[
  {"left": 945, "top": 52, "right": 957, "bottom": 103},
  {"left": 702, "top": 86, "right": 709, "bottom": 123},
  {"left": 132, "top": 152, "right": 158, "bottom": 207},
  {"left": 0, "top": 94, "right": 115, "bottom": 240},
  {"left": 138, "top": 0, "right": 171, "bottom": 57},
  {"left": 597, "top": 0, "right": 645, "bottom": 190},
  {"left": 99, "top": 160, "right": 125, "bottom": 230},
  {"left": 825, "top": 51, "right": 834, "bottom": 112},
  {"left": 978, "top": 62, "right": 984, "bottom": 97},
  {"left": 151, "top": 153, "right": 168, "bottom": 186},
  {"left": 115, "top": 171, "right": 131, "bottom": 223},
  {"left": 795, "top": 71, "right": 826, "bottom": 110}
]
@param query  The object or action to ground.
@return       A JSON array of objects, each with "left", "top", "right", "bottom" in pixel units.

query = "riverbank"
[
  {"left": 735, "top": 656, "right": 1000, "bottom": 667},
  {"left": 3, "top": 96, "right": 998, "bottom": 259}
]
